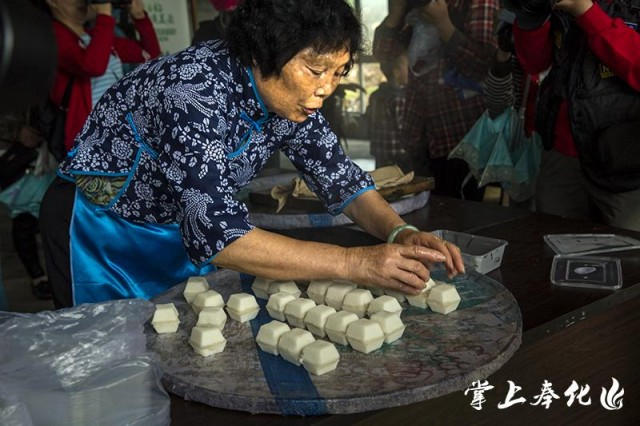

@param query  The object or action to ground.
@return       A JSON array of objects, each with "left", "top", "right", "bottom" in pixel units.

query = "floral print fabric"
[{"left": 59, "top": 41, "right": 374, "bottom": 265}]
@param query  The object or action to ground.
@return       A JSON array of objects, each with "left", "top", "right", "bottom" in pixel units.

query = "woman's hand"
[
  {"left": 422, "top": 0, "right": 455, "bottom": 41},
  {"left": 345, "top": 243, "right": 447, "bottom": 295},
  {"left": 395, "top": 230, "right": 465, "bottom": 278},
  {"left": 553, "top": 0, "right": 594, "bottom": 17},
  {"left": 129, "top": 0, "right": 146, "bottom": 20}
]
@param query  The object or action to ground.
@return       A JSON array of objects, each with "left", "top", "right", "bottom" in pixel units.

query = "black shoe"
[{"left": 31, "top": 280, "right": 53, "bottom": 300}]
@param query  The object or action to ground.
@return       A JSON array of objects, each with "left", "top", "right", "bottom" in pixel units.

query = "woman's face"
[{"left": 254, "top": 48, "right": 351, "bottom": 123}]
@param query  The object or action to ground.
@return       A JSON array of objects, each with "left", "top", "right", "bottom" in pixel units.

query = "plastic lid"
[
  {"left": 544, "top": 234, "right": 640, "bottom": 256},
  {"left": 550, "top": 255, "right": 622, "bottom": 290}
]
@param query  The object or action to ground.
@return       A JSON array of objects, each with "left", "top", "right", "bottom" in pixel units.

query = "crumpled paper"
[{"left": 270, "top": 165, "right": 414, "bottom": 212}]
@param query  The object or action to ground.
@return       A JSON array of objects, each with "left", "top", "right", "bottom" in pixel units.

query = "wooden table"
[{"left": 170, "top": 196, "right": 640, "bottom": 424}]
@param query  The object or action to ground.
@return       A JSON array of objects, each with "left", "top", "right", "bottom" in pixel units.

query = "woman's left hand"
[
  {"left": 130, "top": 0, "right": 146, "bottom": 19},
  {"left": 395, "top": 230, "right": 465, "bottom": 278}
]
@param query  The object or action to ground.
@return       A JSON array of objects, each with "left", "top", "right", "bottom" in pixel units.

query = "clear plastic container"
[
  {"left": 431, "top": 230, "right": 508, "bottom": 274},
  {"left": 550, "top": 255, "right": 622, "bottom": 290},
  {"left": 544, "top": 234, "right": 640, "bottom": 256}
]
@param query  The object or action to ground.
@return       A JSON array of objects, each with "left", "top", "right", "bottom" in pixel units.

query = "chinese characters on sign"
[{"left": 464, "top": 378, "right": 624, "bottom": 411}]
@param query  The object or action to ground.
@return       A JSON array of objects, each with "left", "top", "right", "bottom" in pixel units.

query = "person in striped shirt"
[{"left": 46, "top": 0, "right": 161, "bottom": 153}]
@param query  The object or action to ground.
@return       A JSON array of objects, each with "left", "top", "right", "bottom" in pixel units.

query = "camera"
[{"left": 87, "top": 0, "right": 133, "bottom": 7}]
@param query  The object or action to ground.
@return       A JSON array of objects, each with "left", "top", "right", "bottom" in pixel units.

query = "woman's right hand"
[{"left": 344, "top": 244, "right": 446, "bottom": 295}]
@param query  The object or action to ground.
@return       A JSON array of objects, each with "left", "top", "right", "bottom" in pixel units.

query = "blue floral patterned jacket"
[{"left": 58, "top": 40, "right": 375, "bottom": 265}]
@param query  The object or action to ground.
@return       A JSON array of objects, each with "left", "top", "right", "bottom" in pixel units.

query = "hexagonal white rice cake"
[
  {"left": 192, "top": 290, "right": 224, "bottom": 313},
  {"left": 370, "top": 311, "right": 406, "bottom": 343},
  {"left": 324, "top": 283, "right": 356, "bottom": 310},
  {"left": 226, "top": 293, "right": 260, "bottom": 322},
  {"left": 268, "top": 281, "right": 301, "bottom": 298},
  {"left": 427, "top": 283, "right": 461, "bottom": 314},
  {"left": 256, "top": 320, "right": 290, "bottom": 356},
  {"left": 283, "top": 298, "right": 316, "bottom": 329},
  {"left": 346, "top": 318, "right": 385, "bottom": 354},
  {"left": 189, "top": 326, "right": 226, "bottom": 356},
  {"left": 151, "top": 303, "right": 180, "bottom": 334},
  {"left": 196, "top": 307, "right": 227, "bottom": 328},
  {"left": 367, "top": 295, "right": 403, "bottom": 317},
  {"left": 342, "top": 289, "right": 373, "bottom": 318},
  {"left": 306, "top": 280, "right": 333, "bottom": 305},
  {"left": 304, "top": 305, "right": 336, "bottom": 337},
  {"left": 277, "top": 328, "right": 315, "bottom": 366},
  {"left": 183, "top": 276, "right": 209, "bottom": 303},
  {"left": 251, "top": 277, "right": 273, "bottom": 300},
  {"left": 324, "top": 311, "right": 359, "bottom": 346},
  {"left": 406, "top": 278, "right": 437, "bottom": 309},
  {"left": 266, "top": 292, "right": 297, "bottom": 321},
  {"left": 301, "top": 340, "right": 340, "bottom": 375}
]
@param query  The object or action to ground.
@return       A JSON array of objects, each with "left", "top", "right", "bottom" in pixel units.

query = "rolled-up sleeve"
[
  {"left": 281, "top": 113, "right": 375, "bottom": 215},
  {"left": 158, "top": 108, "right": 254, "bottom": 266}
]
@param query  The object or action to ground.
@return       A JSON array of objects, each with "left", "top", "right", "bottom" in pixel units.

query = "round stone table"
[{"left": 147, "top": 269, "right": 521, "bottom": 415}]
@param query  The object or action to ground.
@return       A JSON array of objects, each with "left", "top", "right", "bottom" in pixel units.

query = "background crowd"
[{"left": 1, "top": 0, "right": 639, "bottom": 306}]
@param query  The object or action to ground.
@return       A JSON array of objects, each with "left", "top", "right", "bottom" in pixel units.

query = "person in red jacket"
[
  {"left": 508, "top": 0, "right": 640, "bottom": 231},
  {"left": 46, "top": 0, "right": 161, "bottom": 153}
]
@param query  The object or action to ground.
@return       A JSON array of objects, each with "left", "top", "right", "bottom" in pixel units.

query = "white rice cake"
[
  {"left": 256, "top": 320, "right": 290, "bottom": 356},
  {"left": 192, "top": 290, "right": 224, "bottom": 313},
  {"left": 278, "top": 328, "right": 315, "bottom": 366},
  {"left": 226, "top": 293, "right": 260, "bottom": 322},
  {"left": 324, "top": 311, "right": 359, "bottom": 346},
  {"left": 342, "top": 289, "right": 373, "bottom": 318},
  {"left": 324, "top": 283, "right": 356, "bottom": 310},
  {"left": 370, "top": 311, "right": 406, "bottom": 344},
  {"left": 183, "top": 276, "right": 209, "bottom": 303},
  {"left": 367, "top": 295, "right": 403, "bottom": 317},
  {"left": 268, "top": 281, "right": 301, "bottom": 298},
  {"left": 251, "top": 277, "right": 273, "bottom": 300},
  {"left": 306, "top": 280, "right": 333, "bottom": 305},
  {"left": 301, "top": 340, "right": 340, "bottom": 375},
  {"left": 283, "top": 298, "right": 316, "bottom": 329},
  {"left": 151, "top": 303, "right": 179, "bottom": 334},
  {"left": 346, "top": 319, "right": 385, "bottom": 354},
  {"left": 196, "top": 307, "right": 227, "bottom": 328},
  {"left": 266, "top": 292, "right": 297, "bottom": 321},
  {"left": 304, "top": 305, "right": 336, "bottom": 338},
  {"left": 189, "top": 326, "right": 226, "bottom": 356},
  {"left": 427, "top": 283, "right": 461, "bottom": 314},
  {"left": 406, "top": 278, "right": 437, "bottom": 309}
]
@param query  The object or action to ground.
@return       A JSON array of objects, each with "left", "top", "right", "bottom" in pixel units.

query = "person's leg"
[
  {"left": 39, "top": 178, "right": 75, "bottom": 308},
  {"left": 12, "top": 213, "right": 45, "bottom": 278},
  {"left": 586, "top": 183, "right": 640, "bottom": 232},
  {"left": 535, "top": 150, "right": 590, "bottom": 219},
  {"left": 11, "top": 212, "right": 51, "bottom": 299}
]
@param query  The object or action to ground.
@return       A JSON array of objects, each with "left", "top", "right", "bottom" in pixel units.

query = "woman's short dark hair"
[{"left": 226, "top": 0, "right": 363, "bottom": 77}]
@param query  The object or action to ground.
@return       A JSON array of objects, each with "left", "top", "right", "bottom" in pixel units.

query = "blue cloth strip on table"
[{"left": 241, "top": 274, "right": 327, "bottom": 415}]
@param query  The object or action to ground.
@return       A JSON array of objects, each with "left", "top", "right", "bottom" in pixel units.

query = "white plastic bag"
[{"left": 0, "top": 300, "right": 170, "bottom": 426}]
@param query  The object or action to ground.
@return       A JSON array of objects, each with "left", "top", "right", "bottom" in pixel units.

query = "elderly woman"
[{"left": 40, "top": 0, "right": 464, "bottom": 309}]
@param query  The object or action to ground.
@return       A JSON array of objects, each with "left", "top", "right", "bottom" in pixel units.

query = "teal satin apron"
[{"left": 66, "top": 113, "right": 214, "bottom": 305}]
